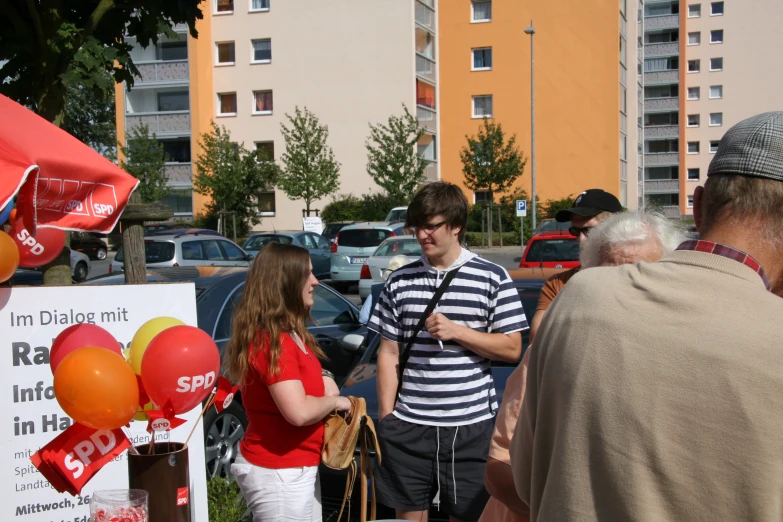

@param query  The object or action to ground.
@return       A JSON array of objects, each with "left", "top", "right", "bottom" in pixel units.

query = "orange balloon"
[
  {"left": 8, "top": 208, "right": 17, "bottom": 226},
  {"left": 0, "top": 231, "right": 20, "bottom": 283},
  {"left": 54, "top": 346, "right": 139, "bottom": 430}
]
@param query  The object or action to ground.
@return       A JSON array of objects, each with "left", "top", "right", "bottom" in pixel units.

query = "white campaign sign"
[
  {"left": 0, "top": 283, "right": 208, "bottom": 522},
  {"left": 303, "top": 216, "right": 324, "bottom": 235}
]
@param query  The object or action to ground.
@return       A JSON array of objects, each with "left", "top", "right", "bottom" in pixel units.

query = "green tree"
[
  {"left": 118, "top": 123, "right": 169, "bottom": 203},
  {"left": 278, "top": 106, "right": 341, "bottom": 215},
  {"left": 540, "top": 196, "right": 575, "bottom": 219},
  {"left": 0, "top": 1, "right": 202, "bottom": 126},
  {"left": 366, "top": 105, "right": 428, "bottom": 200},
  {"left": 460, "top": 118, "right": 526, "bottom": 245},
  {"left": 193, "top": 122, "right": 279, "bottom": 239},
  {"left": 63, "top": 78, "right": 116, "bottom": 156}
]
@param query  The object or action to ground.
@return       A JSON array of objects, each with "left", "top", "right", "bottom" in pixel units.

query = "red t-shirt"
[{"left": 239, "top": 332, "right": 325, "bottom": 468}]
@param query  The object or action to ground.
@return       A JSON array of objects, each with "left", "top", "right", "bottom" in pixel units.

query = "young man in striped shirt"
[{"left": 369, "top": 182, "right": 528, "bottom": 522}]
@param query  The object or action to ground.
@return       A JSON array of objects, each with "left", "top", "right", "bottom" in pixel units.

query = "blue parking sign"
[{"left": 516, "top": 200, "right": 527, "bottom": 217}]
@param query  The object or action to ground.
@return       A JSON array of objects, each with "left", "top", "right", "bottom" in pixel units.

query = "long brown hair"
[{"left": 226, "top": 242, "right": 324, "bottom": 385}]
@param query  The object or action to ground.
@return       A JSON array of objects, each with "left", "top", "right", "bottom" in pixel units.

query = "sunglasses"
[{"left": 569, "top": 226, "right": 593, "bottom": 237}]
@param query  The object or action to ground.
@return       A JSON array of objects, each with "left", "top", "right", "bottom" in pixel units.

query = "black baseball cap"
[{"left": 555, "top": 189, "right": 623, "bottom": 222}]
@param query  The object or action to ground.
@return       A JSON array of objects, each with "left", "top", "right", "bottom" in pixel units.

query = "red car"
[{"left": 519, "top": 231, "right": 580, "bottom": 269}]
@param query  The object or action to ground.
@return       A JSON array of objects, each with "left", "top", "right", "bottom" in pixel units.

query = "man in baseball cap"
[
  {"left": 528, "top": 188, "right": 623, "bottom": 343},
  {"left": 511, "top": 111, "right": 783, "bottom": 521}
]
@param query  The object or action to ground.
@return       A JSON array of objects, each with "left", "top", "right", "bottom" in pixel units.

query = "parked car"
[
  {"left": 384, "top": 206, "right": 408, "bottom": 223},
  {"left": 322, "top": 221, "right": 355, "bottom": 245},
  {"left": 109, "top": 230, "right": 252, "bottom": 273},
  {"left": 358, "top": 235, "right": 422, "bottom": 299},
  {"left": 519, "top": 231, "right": 580, "bottom": 269},
  {"left": 320, "top": 267, "right": 565, "bottom": 519},
  {"left": 143, "top": 222, "right": 185, "bottom": 236},
  {"left": 70, "top": 232, "right": 108, "bottom": 260},
  {"left": 242, "top": 231, "right": 331, "bottom": 279},
  {"left": 329, "top": 222, "right": 408, "bottom": 292},
  {"left": 9, "top": 249, "right": 91, "bottom": 284},
  {"left": 533, "top": 219, "right": 571, "bottom": 236},
  {"left": 83, "top": 267, "right": 368, "bottom": 481}
]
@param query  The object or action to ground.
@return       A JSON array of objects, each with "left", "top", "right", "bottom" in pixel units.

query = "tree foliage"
[
  {"left": 366, "top": 105, "right": 427, "bottom": 200},
  {"left": 193, "top": 122, "right": 279, "bottom": 238},
  {"left": 63, "top": 74, "right": 116, "bottom": 155},
  {"left": 118, "top": 123, "right": 169, "bottom": 203},
  {"left": 460, "top": 118, "right": 526, "bottom": 202},
  {"left": 540, "top": 196, "right": 575, "bottom": 219},
  {"left": 0, "top": 0, "right": 202, "bottom": 125},
  {"left": 278, "top": 106, "right": 341, "bottom": 214},
  {"left": 321, "top": 192, "right": 408, "bottom": 223}
]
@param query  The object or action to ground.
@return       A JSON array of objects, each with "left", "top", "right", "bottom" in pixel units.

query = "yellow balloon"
[
  {"left": 129, "top": 317, "right": 185, "bottom": 375},
  {"left": 134, "top": 401, "right": 156, "bottom": 422}
]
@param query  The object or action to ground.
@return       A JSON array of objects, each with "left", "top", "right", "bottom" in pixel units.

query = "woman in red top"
[{"left": 226, "top": 243, "right": 352, "bottom": 521}]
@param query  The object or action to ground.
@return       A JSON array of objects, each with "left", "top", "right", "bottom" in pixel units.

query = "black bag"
[{"left": 396, "top": 267, "right": 460, "bottom": 399}]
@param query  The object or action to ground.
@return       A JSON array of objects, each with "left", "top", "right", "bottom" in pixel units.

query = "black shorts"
[{"left": 374, "top": 414, "right": 493, "bottom": 522}]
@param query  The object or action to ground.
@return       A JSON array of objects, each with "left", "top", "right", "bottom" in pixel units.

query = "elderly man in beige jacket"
[{"left": 511, "top": 111, "right": 783, "bottom": 522}]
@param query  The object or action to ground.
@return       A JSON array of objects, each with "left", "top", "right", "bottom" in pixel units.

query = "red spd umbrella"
[{"left": 0, "top": 94, "right": 139, "bottom": 233}]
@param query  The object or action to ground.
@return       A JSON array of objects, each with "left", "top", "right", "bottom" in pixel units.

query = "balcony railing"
[
  {"left": 164, "top": 163, "right": 192, "bottom": 184},
  {"left": 415, "top": 2, "right": 435, "bottom": 30},
  {"left": 645, "top": 42, "right": 679, "bottom": 57},
  {"left": 126, "top": 111, "right": 191, "bottom": 135},
  {"left": 645, "top": 97, "right": 679, "bottom": 112},
  {"left": 661, "top": 205, "right": 681, "bottom": 218},
  {"left": 644, "top": 125, "right": 679, "bottom": 138},
  {"left": 416, "top": 54, "right": 436, "bottom": 84},
  {"left": 417, "top": 106, "right": 437, "bottom": 133},
  {"left": 644, "top": 179, "right": 680, "bottom": 193},
  {"left": 644, "top": 70, "right": 679, "bottom": 85},
  {"left": 644, "top": 152, "right": 680, "bottom": 166},
  {"left": 644, "top": 14, "right": 679, "bottom": 29},
  {"left": 423, "top": 161, "right": 438, "bottom": 181},
  {"left": 135, "top": 60, "right": 189, "bottom": 84}
]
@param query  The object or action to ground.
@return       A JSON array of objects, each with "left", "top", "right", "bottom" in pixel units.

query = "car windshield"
[
  {"left": 322, "top": 224, "right": 344, "bottom": 236},
  {"left": 244, "top": 235, "right": 291, "bottom": 250},
  {"left": 115, "top": 241, "right": 176, "bottom": 263},
  {"left": 385, "top": 209, "right": 406, "bottom": 222},
  {"left": 338, "top": 229, "right": 393, "bottom": 248},
  {"left": 525, "top": 238, "right": 580, "bottom": 262},
  {"left": 373, "top": 239, "right": 422, "bottom": 257}
]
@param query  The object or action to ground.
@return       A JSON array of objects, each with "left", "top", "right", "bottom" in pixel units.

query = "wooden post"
[
  {"left": 119, "top": 200, "right": 174, "bottom": 284},
  {"left": 498, "top": 204, "right": 504, "bottom": 247}
]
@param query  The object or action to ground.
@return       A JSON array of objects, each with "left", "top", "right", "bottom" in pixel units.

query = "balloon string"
[
  {"left": 148, "top": 431, "right": 155, "bottom": 455},
  {"left": 185, "top": 389, "right": 218, "bottom": 447}
]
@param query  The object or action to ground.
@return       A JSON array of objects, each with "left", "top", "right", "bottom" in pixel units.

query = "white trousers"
[{"left": 231, "top": 451, "right": 322, "bottom": 522}]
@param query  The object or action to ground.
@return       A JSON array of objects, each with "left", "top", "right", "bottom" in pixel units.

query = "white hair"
[
  {"left": 384, "top": 255, "right": 410, "bottom": 280},
  {"left": 580, "top": 211, "right": 686, "bottom": 268}
]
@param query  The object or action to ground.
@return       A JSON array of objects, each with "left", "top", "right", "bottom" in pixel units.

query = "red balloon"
[
  {"left": 9, "top": 217, "right": 65, "bottom": 268},
  {"left": 50, "top": 324, "right": 123, "bottom": 374},
  {"left": 140, "top": 325, "right": 220, "bottom": 415}
]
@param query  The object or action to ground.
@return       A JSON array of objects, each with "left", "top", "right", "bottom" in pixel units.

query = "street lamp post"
[{"left": 524, "top": 20, "right": 537, "bottom": 234}]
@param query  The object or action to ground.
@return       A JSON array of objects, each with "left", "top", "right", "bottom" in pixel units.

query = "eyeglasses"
[
  {"left": 569, "top": 226, "right": 593, "bottom": 238},
  {"left": 418, "top": 221, "right": 447, "bottom": 234}
]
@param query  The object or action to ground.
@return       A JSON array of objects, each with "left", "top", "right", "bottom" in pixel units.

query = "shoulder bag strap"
[{"left": 395, "top": 266, "right": 461, "bottom": 400}]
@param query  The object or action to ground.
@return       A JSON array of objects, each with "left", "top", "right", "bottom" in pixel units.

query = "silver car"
[
  {"left": 358, "top": 236, "right": 421, "bottom": 299},
  {"left": 110, "top": 229, "right": 252, "bottom": 273},
  {"left": 329, "top": 222, "right": 408, "bottom": 291}
]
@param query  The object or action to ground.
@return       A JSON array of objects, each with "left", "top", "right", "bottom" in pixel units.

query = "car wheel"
[
  {"left": 73, "top": 262, "right": 88, "bottom": 283},
  {"left": 203, "top": 400, "right": 247, "bottom": 482},
  {"left": 96, "top": 248, "right": 107, "bottom": 260}
]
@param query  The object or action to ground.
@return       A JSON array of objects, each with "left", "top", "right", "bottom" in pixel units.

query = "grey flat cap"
[{"left": 708, "top": 111, "right": 783, "bottom": 181}]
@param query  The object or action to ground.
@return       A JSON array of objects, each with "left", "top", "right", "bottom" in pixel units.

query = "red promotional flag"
[
  {"left": 30, "top": 423, "right": 131, "bottom": 495},
  {"left": 145, "top": 409, "right": 187, "bottom": 434},
  {"left": 214, "top": 376, "right": 239, "bottom": 414},
  {"left": 0, "top": 94, "right": 139, "bottom": 234}
]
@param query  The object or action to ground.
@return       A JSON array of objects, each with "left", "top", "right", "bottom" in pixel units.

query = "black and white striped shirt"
[{"left": 369, "top": 249, "right": 528, "bottom": 426}]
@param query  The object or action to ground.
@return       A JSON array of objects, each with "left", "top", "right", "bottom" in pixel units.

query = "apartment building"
[
  {"left": 644, "top": 0, "right": 783, "bottom": 217},
  {"left": 439, "top": 0, "right": 644, "bottom": 210},
  {"left": 116, "top": 0, "right": 438, "bottom": 229}
]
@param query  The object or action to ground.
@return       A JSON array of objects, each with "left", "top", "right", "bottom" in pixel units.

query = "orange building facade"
[{"left": 438, "top": 0, "right": 642, "bottom": 210}]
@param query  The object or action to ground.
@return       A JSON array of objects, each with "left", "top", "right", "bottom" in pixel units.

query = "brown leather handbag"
[{"left": 322, "top": 396, "right": 381, "bottom": 522}]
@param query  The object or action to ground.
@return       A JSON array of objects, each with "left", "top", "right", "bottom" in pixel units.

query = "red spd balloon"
[
  {"left": 50, "top": 324, "right": 123, "bottom": 375},
  {"left": 140, "top": 325, "right": 220, "bottom": 415},
  {"left": 9, "top": 218, "right": 66, "bottom": 267}
]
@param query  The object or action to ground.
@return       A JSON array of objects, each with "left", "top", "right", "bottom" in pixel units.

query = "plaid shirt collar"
[{"left": 676, "top": 240, "right": 771, "bottom": 291}]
